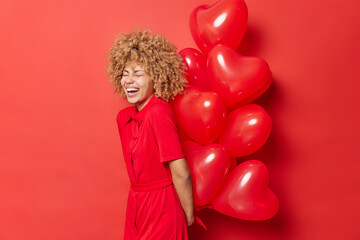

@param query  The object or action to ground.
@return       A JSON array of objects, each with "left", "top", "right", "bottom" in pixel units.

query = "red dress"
[{"left": 117, "top": 95, "right": 188, "bottom": 240}]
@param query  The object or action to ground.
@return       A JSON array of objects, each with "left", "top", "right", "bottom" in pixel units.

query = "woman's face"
[{"left": 121, "top": 62, "right": 154, "bottom": 111}]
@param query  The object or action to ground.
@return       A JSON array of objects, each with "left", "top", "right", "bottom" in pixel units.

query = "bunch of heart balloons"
[{"left": 170, "top": 0, "right": 279, "bottom": 221}]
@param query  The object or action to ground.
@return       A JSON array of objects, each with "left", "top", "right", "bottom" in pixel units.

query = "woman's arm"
[{"left": 168, "top": 158, "right": 195, "bottom": 226}]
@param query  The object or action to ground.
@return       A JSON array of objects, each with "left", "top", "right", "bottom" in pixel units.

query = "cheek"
[
  {"left": 120, "top": 78, "right": 126, "bottom": 88},
  {"left": 145, "top": 82, "right": 154, "bottom": 94},
  {"left": 146, "top": 78, "right": 154, "bottom": 90},
  {"left": 139, "top": 78, "right": 153, "bottom": 91}
]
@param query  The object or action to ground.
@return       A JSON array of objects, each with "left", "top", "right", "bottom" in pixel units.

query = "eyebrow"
[{"left": 123, "top": 69, "right": 144, "bottom": 73}]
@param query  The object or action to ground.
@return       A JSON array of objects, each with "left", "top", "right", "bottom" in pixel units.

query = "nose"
[{"left": 124, "top": 74, "right": 134, "bottom": 84}]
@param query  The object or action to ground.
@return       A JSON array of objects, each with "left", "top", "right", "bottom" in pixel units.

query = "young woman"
[{"left": 107, "top": 29, "right": 195, "bottom": 239}]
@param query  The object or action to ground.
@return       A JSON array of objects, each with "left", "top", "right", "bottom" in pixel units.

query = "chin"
[
  {"left": 126, "top": 96, "right": 141, "bottom": 105},
  {"left": 126, "top": 98, "right": 137, "bottom": 105}
]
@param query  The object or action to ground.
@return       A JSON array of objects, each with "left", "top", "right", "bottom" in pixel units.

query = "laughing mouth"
[{"left": 126, "top": 87, "right": 140, "bottom": 95}]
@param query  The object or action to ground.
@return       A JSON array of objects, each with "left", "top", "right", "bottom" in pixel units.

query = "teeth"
[{"left": 127, "top": 88, "right": 139, "bottom": 92}]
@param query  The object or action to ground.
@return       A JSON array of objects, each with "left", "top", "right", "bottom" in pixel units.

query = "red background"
[{"left": 1, "top": 0, "right": 360, "bottom": 239}]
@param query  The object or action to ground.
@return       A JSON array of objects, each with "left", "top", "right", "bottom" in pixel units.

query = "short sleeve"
[
  {"left": 147, "top": 103, "right": 185, "bottom": 162},
  {"left": 116, "top": 110, "right": 123, "bottom": 129},
  {"left": 116, "top": 108, "right": 127, "bottom": 125},
  {"left": 116, "top": 108, "right": 128, "bottom": 135}
]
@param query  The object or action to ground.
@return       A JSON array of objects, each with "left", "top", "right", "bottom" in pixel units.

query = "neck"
[{"left": 136, "top": 94, "right": 154, "bottom": 112}]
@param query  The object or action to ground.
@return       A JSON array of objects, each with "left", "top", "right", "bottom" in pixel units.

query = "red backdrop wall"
[{"left": 1, "top": 0, "right": 360, "bottom": 239}]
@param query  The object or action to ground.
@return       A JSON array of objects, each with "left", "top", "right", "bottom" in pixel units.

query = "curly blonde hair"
[{"left": 106, "top": 29, "right": 188, "bottom": 102}]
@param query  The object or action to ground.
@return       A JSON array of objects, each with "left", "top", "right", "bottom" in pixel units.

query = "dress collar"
[{"left": 124, "top": 95, "right": 158, "bottom": 125}]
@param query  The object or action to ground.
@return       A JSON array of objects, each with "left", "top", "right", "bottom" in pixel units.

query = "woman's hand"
[{"left": 187, "top": 214, "right": 195, "bottom": 226}]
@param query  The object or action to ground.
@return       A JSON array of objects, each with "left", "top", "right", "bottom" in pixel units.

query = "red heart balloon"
[
  {"left": 182, "top": 141, "right": 231, "bottom": 207},
  {"left": 190, "top": 0, "right": 248, "bottom": 55},
  {"left": 179, "top": 48, "right": 210, "bottom": 91},
  {"left": 219, "top": 104, "right": 272, "bottom": 157},
  {"left": 207, "top": 44, "right": 272, "bottom": 108},
  {"left": 212, "top": 160, "right": 279, "bottom": 220},
  {"left": 173, "top": 86, "right": 227, "bottom": 145}
]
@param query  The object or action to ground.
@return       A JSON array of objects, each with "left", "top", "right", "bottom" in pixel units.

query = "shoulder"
[
  {"left": 116, "top": 106, "right": 135, "bottom": 125},
  {"left": 146, "top": 97, "right": 175, "bottom": 119}
]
